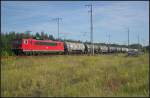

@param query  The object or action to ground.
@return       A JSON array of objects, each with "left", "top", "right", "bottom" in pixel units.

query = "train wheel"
[
  {"left": 29, "top": 52, "right": 32, "bottom": 55},
  {"left": 26, "top": 52, "right": 30, "bottom": 56}
]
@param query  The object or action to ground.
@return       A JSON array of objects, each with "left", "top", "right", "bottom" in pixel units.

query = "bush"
[
  {"left": 1, "top": 51, "right": 9, "bottom": 57},
  {"left": 1, "top": 50, "right": 15, "bottom": 56}
]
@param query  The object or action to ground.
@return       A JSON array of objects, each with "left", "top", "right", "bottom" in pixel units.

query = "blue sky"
[{"left": 1, "top": 1, "right": 149, "bottom": 46}]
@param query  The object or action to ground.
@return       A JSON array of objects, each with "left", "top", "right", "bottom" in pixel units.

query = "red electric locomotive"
[{"left": 12, "top": 38, "right": 64, "bottom": 55}]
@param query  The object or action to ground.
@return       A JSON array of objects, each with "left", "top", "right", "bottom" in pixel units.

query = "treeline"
[{"left": 1, "top": 31, "right": 149, "bottom": 56}]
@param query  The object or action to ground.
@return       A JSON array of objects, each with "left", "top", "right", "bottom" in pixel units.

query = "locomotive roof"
[{"left": 17, "top": 38, "right": 63, "bottom": 43}]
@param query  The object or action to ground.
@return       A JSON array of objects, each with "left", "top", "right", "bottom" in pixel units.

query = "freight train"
[{"left": 11, "top": 38, "right": 138, "bottom": 55}]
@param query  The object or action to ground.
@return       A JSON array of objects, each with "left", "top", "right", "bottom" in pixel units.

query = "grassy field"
[{"left": 1, "top": 53, "right": 149, "bottom": 97}]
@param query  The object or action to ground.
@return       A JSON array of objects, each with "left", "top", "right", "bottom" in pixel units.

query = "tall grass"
[{"left": 1, "top": 53, "right": 149, "bottom": 97}]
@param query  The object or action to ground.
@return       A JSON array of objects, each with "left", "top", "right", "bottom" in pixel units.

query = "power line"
[
  {"left": 138, "top": 33, "right": 139, "bottom": 45},
  {"left": 85, "top": 4, "right": 94, "bottom": 55},
  {"left": 52, "top": 17, "right": 62, "bottom": 40},
  {"left": 127, "top": 28, "right": 130, "bottom": 48},
  {"left": 108, "top": 33, "right": 111, "bottom": 45},
  {"left": 142, "top": 38, "right": 145, "bottom": 47},
  {"left": 137, "top": 32, "right": 140, "bottom": 51},
  {"left": 106, "top": 32, "right": 111, "bottom": 46}
]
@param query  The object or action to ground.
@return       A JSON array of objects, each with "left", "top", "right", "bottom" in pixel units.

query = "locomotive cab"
[{"left": 12, "top": 39, "right": 32, "bottom": 55}]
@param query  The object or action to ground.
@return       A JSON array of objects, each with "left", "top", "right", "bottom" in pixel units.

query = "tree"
[
  {"left": 43, "top": 33, "right": 48, "bottom": 39},
  {"left": 129, "top": 44, "right": 142, "bottom": 49},
  {"left": 24, "top": 31, "right": 32, "bottom": 38},
  {"left": 35, "top": 32, "right": 41, "bottom": 39},
  {"left": 48, "top": 34, "right": 54, "bottom": 40},
  {"left": 143, "top": 45, "right": 149, "bottom": 52},
  {"left": 41, "top": 31, "right": 44, "bottom": 39}
]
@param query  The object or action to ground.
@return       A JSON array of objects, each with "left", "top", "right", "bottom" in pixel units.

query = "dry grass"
[{"left": 1, "top": 53, "right": 149, "bottom": 97}]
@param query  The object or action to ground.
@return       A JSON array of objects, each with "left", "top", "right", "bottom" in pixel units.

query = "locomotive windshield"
[{"left": 12, "top": 39, "right": 22, "bottom": 49}]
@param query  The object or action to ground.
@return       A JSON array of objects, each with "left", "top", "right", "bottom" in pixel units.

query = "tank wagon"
[
  {"left": 84, "top": 44, "right": 93, "bottom": 54},
  {"left": 121, "top": 47, "right": 129, "bottom": 53},
  {"left": 94, "top": 44, "right": 99, "bottom": 54},
  {"left": 108, "top": 46, "right": 117, "bottom": 53},
  {"left": 64, "top": 42, "right": 85, "bottom": 54},
  {"left": 99, "top": 45, "right": 109, "bottom": 54},
  {"left": 116, "top": 47, "right": 122, "bottom": 53}
]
